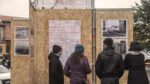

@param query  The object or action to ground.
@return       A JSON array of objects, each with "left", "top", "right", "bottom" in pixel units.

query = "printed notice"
[{"left": 49, "top": 20, "right": 81, "bottom": 65}]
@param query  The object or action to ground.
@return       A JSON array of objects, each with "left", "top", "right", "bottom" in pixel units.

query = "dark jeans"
[{"left": 101, "top": 77, "right": 119, "bottom": 84}]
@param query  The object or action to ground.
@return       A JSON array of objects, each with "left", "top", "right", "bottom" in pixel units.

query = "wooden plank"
[
  {"left": 31, "top": 9, "right": 92, "bottom": 84},
  {"left": 96, "top": 10, "right": 133, "bottom": 84},
  {"left": 11, "top": 20, "right": 30, "bottom": 84}
]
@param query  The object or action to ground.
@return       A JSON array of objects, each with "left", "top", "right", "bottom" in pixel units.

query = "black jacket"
[
  {"left": 49, "top": 53, "right": 64, "bottom": 84},
  {"left": 124, "top": 52, "right": 149, "bottom": 84},
  {"left": 95, "top": 47, "right": 124, "bottom": 79}
]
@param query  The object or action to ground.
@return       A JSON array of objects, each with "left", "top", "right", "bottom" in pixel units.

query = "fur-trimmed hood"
[{"left": 127, "top": 51, "right": 142, "bottom": 55}]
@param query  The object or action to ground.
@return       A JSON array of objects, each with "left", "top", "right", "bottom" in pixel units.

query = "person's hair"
[
  {"left": 70, "top": 52, "right": 84, "bottom": 64},
  {"left": 103, "top": 38, "right": 113, "bottom": 47},
  {"left": 129, "top": 41, "right": 143, "bottom": 51},
  {"left": 52, "top": 45, "right": 62, "bottom": 54}
]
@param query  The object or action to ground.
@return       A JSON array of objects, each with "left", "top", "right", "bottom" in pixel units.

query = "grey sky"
[
  {"left": 95, "top": 0, "right": 141, "bottom": 8},
  {"left": 0, "top": 0, "right": 29, "bottom": 18},
  {"left": 0, "top": 0, "right": 141, "bottom": 18}
]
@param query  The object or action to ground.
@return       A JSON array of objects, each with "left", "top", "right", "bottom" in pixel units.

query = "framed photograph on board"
[
  {"left": 102, "top": 39, "right": 128, "bottom": 58},
  {"left": 15, "top": 41, "right": 29, "bottom": 56},
  {"left": 102, "top": 20, "right": 128, "bottom": 38},
  {"left": 14, "top": 26, "right": 29, "bottom": 40}
]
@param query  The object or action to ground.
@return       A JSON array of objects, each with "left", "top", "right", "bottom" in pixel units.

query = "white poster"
[
  {"left": 49, "top": 20, "right": 81, "bottom": 65},
  {"left": 38, "top": 0, "right": 91, "bottom": 9},
  {"left": 15, "top": 26, "right": 29, "bottom": 40},
  {"left": 102, "top": 20, "right": 127, "bottom": 38},
  {"left": 102, "top": 39, "right": 128, "bottom": 58}
]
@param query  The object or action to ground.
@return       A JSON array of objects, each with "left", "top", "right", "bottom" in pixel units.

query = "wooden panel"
[
  {"left": 31, "top": 9, "right": 92, "bottom": 84},
  {"left": 96, "top": 10, "right": 133, "bottom": 84},
  {"left": 11, "top": 20, "right": 29, "bottom": 84}
]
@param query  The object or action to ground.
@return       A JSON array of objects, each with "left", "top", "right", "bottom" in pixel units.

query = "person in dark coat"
[
  {"left": 124, "top": 41, "right": 149, "bottom": 84},
  {"left": 64, "top": 44, "right": 91, "bottom": 84},
  {"left": 48, "top": 45, "right": 64, "bottom": 84},
  {"left": 95, "top": 38, "right": 124, "bottom": 84}
]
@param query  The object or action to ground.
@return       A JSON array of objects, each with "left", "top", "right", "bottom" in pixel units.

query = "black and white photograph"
[
  {"left": 15, "top": 26, "right": 29, "bottom": 40},
  {"left": 102, "top": 39, "right": 128, "bottom": 57},
  {"left": 15, "top": 41, "right": 29, "bottom": 56},
  {"left": 102, "top": 20, "right": 127, "bottom": 38},
  {"left": 113, "top": 39, "right": 128, "bottom": 57}
]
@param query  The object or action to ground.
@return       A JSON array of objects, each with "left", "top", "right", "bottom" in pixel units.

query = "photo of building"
[
  {"left": 102, "top": 20, "right": 127, "bottom": 38},
  {"left": 113, "top": 39, "right": 127, "bottom": 57},
  {"left": 101, "top": 39, "right": 127, "bottom": 57}
]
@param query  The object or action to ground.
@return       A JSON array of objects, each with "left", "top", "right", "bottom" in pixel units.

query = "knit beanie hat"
[{"left": 75, "top": 44, "right": 84, "bottom": 53}]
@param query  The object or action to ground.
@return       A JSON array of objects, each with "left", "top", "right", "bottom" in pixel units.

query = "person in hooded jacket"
[
  {"left": 64, "top": 44, "right": 91, "bottom": 84},
  {"left": 124, "top": 41, "right": 149, "bottom": 84},
  {"left": 48, "top": 45, "right": 64, "bottom": 84},
  {"left": 95, "top": 38, "right": 124, "bottom": 84}
]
